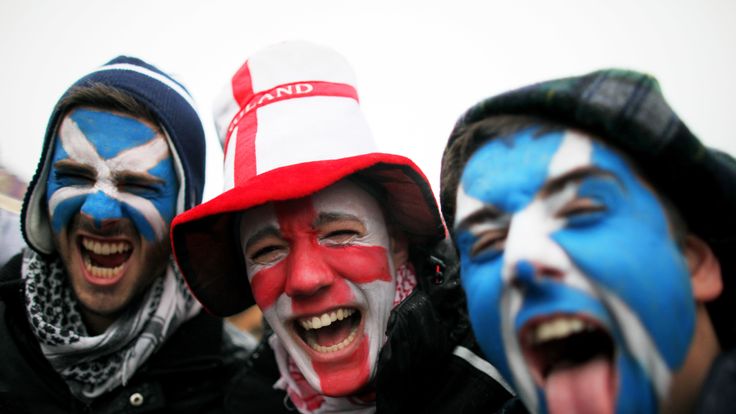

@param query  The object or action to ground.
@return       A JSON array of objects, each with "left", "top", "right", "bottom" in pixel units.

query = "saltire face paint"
[
  {"left": 453, "top": 128, "right": 695, "bottom": 414},
  {"left": 42, "top": 108, "right": 179, "bottom": 332},
  {"left": 47, "top": 108, "right": 177, "bottom": 242},
  {"left": 240, "top": 180, "right": 396, "bottom": 396}
]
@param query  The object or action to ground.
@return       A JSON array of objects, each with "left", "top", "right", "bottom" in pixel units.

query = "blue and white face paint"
[
  {"left": 45, "top": 108, "right": 179, "bottom": 330},
  {"left": 47, "top": 108, "right": 177, "bottom": 241},
  {"left": 453, "top": 128, "right": 695, "bottom": 414}
]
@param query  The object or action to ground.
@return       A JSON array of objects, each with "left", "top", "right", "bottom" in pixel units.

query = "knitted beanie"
[{"left": 22, "top": 56, "right": 206, "bottom": 254}]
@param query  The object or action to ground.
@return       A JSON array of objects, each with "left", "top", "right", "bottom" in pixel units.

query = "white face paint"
[
  {"left": 454, "top": 129, "right": 693, "bottom": 414},
  {"left": 46, "top": 108, "right": 178, "bottom": 333},
  {"left": 240, "top": 179, "right": 397, "bottom": 396}
]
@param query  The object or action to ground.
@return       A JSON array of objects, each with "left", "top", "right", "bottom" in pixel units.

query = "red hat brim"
[{"left": 171, "top": 153, "right": 445, "bottom": 316}]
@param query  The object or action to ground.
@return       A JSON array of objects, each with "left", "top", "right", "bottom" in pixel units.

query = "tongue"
[{"left": 545, "top": 356, "right": 614, "bottom": 414}]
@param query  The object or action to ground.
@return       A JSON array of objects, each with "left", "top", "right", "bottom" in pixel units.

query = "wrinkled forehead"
[
  {"left": 57, "top": 107, "right": 165, "bottom": 159},
  {"left": 458, "top": 128, "right": 602, "bottom": 214},
  {"left": 239, "top": 179, "right": 387, "bottom": 240}
]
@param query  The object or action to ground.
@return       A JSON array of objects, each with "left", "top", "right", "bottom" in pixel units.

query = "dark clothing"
[
  {"left": 226, "top": 333, "right": 521, "bottom": 414},
  {"left": 696, "top": 347, "right": 736, "bottom": 413},
  {"left": 0, "top": 254, "right": 239, "bottom": 414}
]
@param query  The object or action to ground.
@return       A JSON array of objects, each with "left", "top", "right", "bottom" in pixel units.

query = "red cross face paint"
[{"left": 240, "top": 180, "right": 397, "bottom": 396}]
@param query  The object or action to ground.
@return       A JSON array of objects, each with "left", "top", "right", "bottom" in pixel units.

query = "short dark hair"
[
  {"left": 56, "top": 82, "right": 161, "bottom": 133},
  {"left": 440, "top": 114, "right": 688, "bottom": 246}
]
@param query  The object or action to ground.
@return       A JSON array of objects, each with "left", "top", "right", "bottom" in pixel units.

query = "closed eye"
[
  {"left": 246, "top": 234, "right": 288, "bottom": 266},
  {"left": 250, "top": 245, "right": 286, "bottom": 264},
  {"left": 116, "top": 172, "right": 165, "bottom": 196},
  {"left": 471, "top": 228, "right": 507, "bottom": 258},
  {"left": 53, "top": 161, "right": 96, "bottom": 185},
  {"left": 118, "top": 181, "right": 161, "bottom": 195},
  {"left": 318, "top": 218, "right": 366, "bottom": 246},
  {"left": 322, "top": 229, "right": 360, "bottom": 245},
  {"left": 556, "top": 198, "right": 606, "bottom": 219}
]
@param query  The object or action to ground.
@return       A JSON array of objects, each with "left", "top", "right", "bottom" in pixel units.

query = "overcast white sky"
[{"left": 1, "top": 0, "right": 734, "bottom": 201}]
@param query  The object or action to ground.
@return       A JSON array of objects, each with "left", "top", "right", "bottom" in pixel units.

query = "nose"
[
  {"left": 284, "top": 240, "right": 336, "bottom": 297},
  {"left": 512, "top": 259, "right": 564, "bottom": 289},
  {"left": 79, "top": 191, "right": 124, "bottom": 228}
]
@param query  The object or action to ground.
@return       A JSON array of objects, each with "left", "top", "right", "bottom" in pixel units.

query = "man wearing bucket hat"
[
  {"left": 171, "top": 41, "right": 518, "bottom": 413},
  {"left": 0, "top": 57, "right": 241, "bottom": 413},
  {"left": 440, "top": 69, "right": 736, "bottom": 413}
]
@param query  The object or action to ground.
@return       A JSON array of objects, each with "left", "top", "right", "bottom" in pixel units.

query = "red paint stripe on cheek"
[
  {"left": 313, "top": 335, "right": 371, "bottom": 396},
  {"left": 250, "top": 261, "right": 286, "bottom": 310},
  {"left": 325, "top": 244, "right": 392, "bottom": 284}
]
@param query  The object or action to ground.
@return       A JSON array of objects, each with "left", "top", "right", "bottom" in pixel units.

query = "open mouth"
[
  {"left": 521, "top": 315, "right": 616, "bottom": 414},
  {"left": 79, "top": 236, "right": 133, "bottom": 279},
  {"left": 293, "top": 307, "right": 362, "bottom": 353}
]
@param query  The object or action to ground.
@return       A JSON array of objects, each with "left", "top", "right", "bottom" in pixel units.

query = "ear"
[
  {"left": 389, "top": 229, "right": 410, "bottom": 269},
  {"left": 685, "top": 234, "right": 722, "bottom": 302}
]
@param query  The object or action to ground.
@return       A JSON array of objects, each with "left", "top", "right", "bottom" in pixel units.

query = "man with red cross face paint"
[
  {"left": 172, "top": 41, "right": 519, "bottom": 414},
  {"left": 0, "top": 57, "right": 244, "bottom": 413},
  {"left": 440, "top": 70, "right": 736, "bottom": 414}
]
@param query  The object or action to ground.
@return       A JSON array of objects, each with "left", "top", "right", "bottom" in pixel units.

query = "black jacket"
[
  {"left": 224, "top": 241, "right": 526, "bottom": 414},
  {"left": 0, "top": 254, "right": 241, "bottom": 414}
]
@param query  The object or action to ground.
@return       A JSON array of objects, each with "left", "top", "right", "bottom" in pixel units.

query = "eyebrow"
[
  {"left": 244, "top": 225, "right": 282, "bottom": 250},
  {"left": 455, "top": 205, "right": 504, "bottom": 233},
  {"left": 53, "top": 159, "right": 96, "bottom": 176},
  {"left": 538, "top": 166, "right": 622, "bottom": 198},
  {"left": 114, "top": 170, "right": 165, "bottom": 186}
]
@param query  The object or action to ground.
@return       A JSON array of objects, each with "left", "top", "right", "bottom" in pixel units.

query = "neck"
[
  {"left": 81, "top": 310, "right": 119, "bottom": 336},
  {"left": 662, "top": 305, "right": 721, "bottom": 414}
]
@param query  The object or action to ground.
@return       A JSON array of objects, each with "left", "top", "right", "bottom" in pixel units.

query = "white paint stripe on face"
[
  {"left": 116, "top": 192, "right": 168, "bottom": 240},
  {"left": 59, "top": 117, "right": 105, "bottom": 168},
  {"left": 48, "top": 186, "right": 95, "bottom": 216},
  {"left": 454, "top": 184, "right": 491, "bottom": 229},
  {"left": 498, "top": 132, "right": 670, "bottom": 408},
  {"left": 107, "top": 135, "right": 169, "bottom": 172},
  {"left": 502, "top": 284, "right": 537, "bottom": 412},
  {"left": 601, "top": 290, "right": 671, "bottom": 400},
  {"left": 497, "top": 132, "right": 597, "bottom": 410},
  {"left": 52, "top": 116, "right": 170, "bottom": 240},
  {"left": 548, "top": 131, "right": 671, "bottom": 399},
  {"left": 548, "top": 129, "right": 594, "bottom": 178},
  {"left": 350, "top": 278, "right": 394, "bottom": 379}
]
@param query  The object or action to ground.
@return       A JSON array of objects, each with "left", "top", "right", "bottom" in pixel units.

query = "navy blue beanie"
[{"left": 22, "top": 56, "right": 207, "bottom": 254}]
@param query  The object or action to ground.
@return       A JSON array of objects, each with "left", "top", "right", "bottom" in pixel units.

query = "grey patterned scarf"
[{"left": 22, "top": 248, "right": 201, "bottom": 400}]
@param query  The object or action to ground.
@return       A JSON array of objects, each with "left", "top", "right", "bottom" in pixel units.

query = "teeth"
[
  {"left": 83, "top": 255, "right": 124, "bottom": 278},
  {"left": 534, "top": 317, "right": 588, "bottom": 343},
  {"left": 82, "top": 237, "right": 131, "bottom": 255},
  {"left": 307, "top": 326, "right": 359, "bottom": 353},
  {"left": 299, "top": 308, "right": 355, "bottom": 330}
]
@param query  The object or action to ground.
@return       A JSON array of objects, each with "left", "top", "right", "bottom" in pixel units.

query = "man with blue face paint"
[
  {"left": 0, "top": 57, "right": 242, "bottom": 413},
  {"left": 440, "top": 70, "right": 736, "bottom": 414}
]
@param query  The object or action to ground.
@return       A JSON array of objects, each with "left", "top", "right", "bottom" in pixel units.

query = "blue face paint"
[
  {"left": 454, "top": 129, "right": 695, "bottom": 413},
  {"left": 454, "top": 128, "right": 566, "bottom": 386},
  {"left": 46, "top": 108, "right": 178, "bottom": 241}
]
